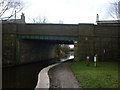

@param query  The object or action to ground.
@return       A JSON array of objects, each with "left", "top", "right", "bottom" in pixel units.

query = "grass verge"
[{"left": 70, "top": 61, "right": 119, "bottom": 88}]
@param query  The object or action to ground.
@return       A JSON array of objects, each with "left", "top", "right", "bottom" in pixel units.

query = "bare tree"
[
  {"left": 32, "top": 16, "right": 48, "bottom": 23},
  {"left": 107, "top": 0, "right": 120, "bottom": 20},
  {"left": 0, "top": 0, "right": 24, "bottom": 20}
]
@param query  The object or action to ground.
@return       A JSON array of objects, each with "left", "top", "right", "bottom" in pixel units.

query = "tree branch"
[{"left": 0, "top": 0, "right": 24, "bottom": 20}]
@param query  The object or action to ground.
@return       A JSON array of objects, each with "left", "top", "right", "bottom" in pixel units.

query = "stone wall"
[
  {"left": 18, "top": 39, "right": 56, "bottom": 64},
  {"left": 17, "top": 24, "right": 78, "bottom": 36},
  {"left": 94, "top": 25, "right": 119, "bottom": 61},
  {"left": 76, "top": 24, "right": 120, "bottom": 61},
  {"left": 2, "top": 23, "right": 17, "bottom": 65}
]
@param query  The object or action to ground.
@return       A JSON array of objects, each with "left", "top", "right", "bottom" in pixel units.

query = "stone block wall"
[
  {"left": 18, "top": 39, "right": 56, "bottom": 64},
  {"left": 76, "top": 24, "right": 119, "bottom": 61},
  {"left": 17, "top": 24, "right": 78, "bottom": 36},
  {"left": 2, "top": 23, "right": 17, "bottom": 65}
]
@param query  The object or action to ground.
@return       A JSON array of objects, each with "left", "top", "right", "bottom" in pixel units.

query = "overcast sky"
[{"left": 22, "top": 0, "right": 114, "bottom": 24}]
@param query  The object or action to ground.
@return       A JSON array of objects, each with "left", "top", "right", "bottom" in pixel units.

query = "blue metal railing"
[{"left": 17, "top": 35, "right": 78, "bottom": 41}]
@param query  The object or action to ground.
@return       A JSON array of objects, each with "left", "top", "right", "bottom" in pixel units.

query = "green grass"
[{"left": 70, "top": 61, "right": 119, "bottom": 88}]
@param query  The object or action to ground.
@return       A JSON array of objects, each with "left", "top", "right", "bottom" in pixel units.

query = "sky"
[{"left": 22, "top": 0, "right": 115, "bottom": 24}]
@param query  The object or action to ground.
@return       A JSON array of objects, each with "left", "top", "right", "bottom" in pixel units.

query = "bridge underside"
[{"left": 17, "top": 38, "right": 74, "bottom": 64}]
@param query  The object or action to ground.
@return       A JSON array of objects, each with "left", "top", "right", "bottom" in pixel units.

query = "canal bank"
[
  {"left": 35, "top": 63, "right": 60, "bottom": 88},
  {"left": 35, "top": 59, "right": 82, "bottom": 89}
]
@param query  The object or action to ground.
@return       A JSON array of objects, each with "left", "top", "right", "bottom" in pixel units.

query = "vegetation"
[
  {"left": 0, "top": 0, "right": 24, "bottom": 20},
  {"left": 70, "top": 61, "right": 119, "bottom": 88},
  {"left": 55, "top": 44, "right": 70, "bottom": 59},
  {"left": 107, "top": 0, "right": 120, "bottom": 20},
  {"left": 32, "top": 16, "right": 48, "bottom": 23}
]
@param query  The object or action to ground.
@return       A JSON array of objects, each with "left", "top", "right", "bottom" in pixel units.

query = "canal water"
[
  {"left": 2, "top": 60, "right": 55, "bottom": 89},
  {"left": 60, "top": 51, "right": 74, "bottom": 62},
  {"left": 2, "top": 52, "right": 74, "bottom": 89}
]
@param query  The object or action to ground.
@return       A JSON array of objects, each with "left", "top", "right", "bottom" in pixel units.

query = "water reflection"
[
  {"left": 60, "top": 51, "right": 74, "bottom": 62},
  {"left": 68, "top": 55, "right": 74, "bottom": 59},
  {"left": 2, "top": 60, "right": 55, "bottom": 88}
]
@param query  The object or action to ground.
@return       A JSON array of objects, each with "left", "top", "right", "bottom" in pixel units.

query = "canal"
[
  {"left": 2, "top": 60, "right": 55, "bottom": 89},
  {"left": 2, "top": 51, "right": 74, "bottom": 89}
]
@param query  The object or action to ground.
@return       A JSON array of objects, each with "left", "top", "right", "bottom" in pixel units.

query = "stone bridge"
[{"left": 2, "top": 22, "right": 120, "bottom": 65}]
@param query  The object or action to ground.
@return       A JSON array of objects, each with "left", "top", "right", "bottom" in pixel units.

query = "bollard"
[{"left": 94, "top": 54, "right": 97, "bottom": 67}]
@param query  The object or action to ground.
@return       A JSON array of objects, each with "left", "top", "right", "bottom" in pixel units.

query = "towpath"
[{"left": 48, "top": 62, "right": 82, "bottom": 88}]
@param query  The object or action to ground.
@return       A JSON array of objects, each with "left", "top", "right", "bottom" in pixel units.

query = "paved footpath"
[
  {"left": 48, "top": 62, "right": 83, "bottom": 88},
  {"left": 35, "top": 63, "right": 59, "bottom": 89}
]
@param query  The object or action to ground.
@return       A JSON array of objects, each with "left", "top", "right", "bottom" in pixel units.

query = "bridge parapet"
[
  {"left": 78, "top": 24, "right": 94, "bottom": 36},
  {"left": 17, "top": 24, "right": 78, "bottom": 36}
]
